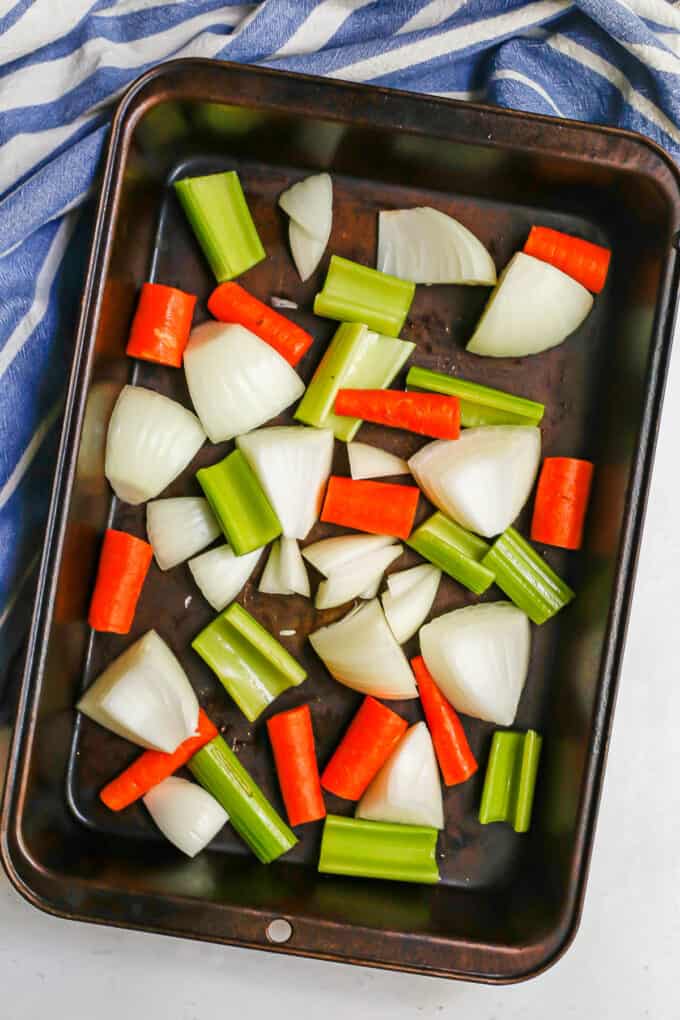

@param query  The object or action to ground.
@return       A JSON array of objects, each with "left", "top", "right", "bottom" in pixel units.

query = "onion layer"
[
  {"left": 189, "top": 543, "right": 262, "bottom": 611},
  {"left": 143, "top": 776, "right": 228, "bottom": 858},
  {"left": 381, "top": 564, "right": 441, "bottom": 643},
  {"left": 315, "top": 543, "right": 402, "bottom": 610},
  {"left": 377, "top": 207, "right": 496, "bottom": 286},
  {"left": 357, "top": 722, "right": 444, "bottom": 829},
  {"left": 147, "top": 497, "right": 220, "bottom": 571},
  {"left": 347, "top": 442, "right": 409, "bottom": 480}
]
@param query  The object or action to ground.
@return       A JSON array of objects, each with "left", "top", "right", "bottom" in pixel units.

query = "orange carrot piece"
[
  {"left": 321, "top": 696, "right": 408, "bottom": 801},
  {"left": 523, "top": 226, "right": 611, "bottom": 293},
  {"left": 531, "top": 457, "right": 594, "bottom": 551},
  {"left": 411, "top": 656, "right": 477, "bottom": 787},
  {"left": 267, "top": 705, "right": 326, "bottom": 827},
  {"left": 208, "top": 281, "right": 313, "bottom": 366},
  {"left": 321, "top": 476, "right": 419, "bottom": 540},
  {"left": 88, "top": 529, "right": 153, "bottom": 634},
  {"left": 100, "top": 709, "right": 218, "bottom": 811},
  {"left": 335, "top": 389, "right": 460, "bottom": 439},
  {"left": 126, "top": 282, "right": 196, "bottom": 367}
]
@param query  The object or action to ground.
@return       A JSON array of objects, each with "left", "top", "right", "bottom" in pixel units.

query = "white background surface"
[{"left": 3, "top": 348, "right": 680, "bottom": 1019}]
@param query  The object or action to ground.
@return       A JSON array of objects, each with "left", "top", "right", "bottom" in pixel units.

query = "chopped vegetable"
[
  {"left": 315, "top": 542, "right": 402, "bottom": 610},
  {"left": 100, "top": 708, "right": 218, "bottom": 811},
  {"left": 335, "top": 389, "right": 460, "bottom": 440},
  {"left": 321, "top": 696, "right": 407, "bottom": 801},
  {"left": 207, "top": 282, "right": 313, "bottom": 366},
  {"left": 420, "top": 603, "right": 530, "bottom": 726},
  {"left": 524, "top": 226, "right": 610, "bottom": 293},
  {"left": 347, "top": 442, "right": 409, "bottom": 480},
  {"left": 407, "top": 511, "right": 494, "bottom": 595},
  {"left": 309, "top": 599, "right": 417, "bottom": 699},
  {"left": 126, "top": 282, "right": 196, "bottom": 368},
  {"left": 270, "top": 296, "right": 298, "bottom": 310},
  {"left": 411, "top": 656, "right": 477, "bottom": 787},
  {"left": 105, "top": 385, "right": 205, "bottom": 505},
  {"left": 381, "top": 563, "right": 441, "bottom": 643},
  {"left": 531, "top": 457, "right": 594, "bottom": 550},
  {"left": 289, "top": 220, "right": 326, "bottom": 282},
  {"left": 467, "top": 252, "right": 593, "bottom": 358},
  {"left": 183, "top": 322, "right": 304, "bottom": 443},
  {"left": 302, "top": 534, "right": 395, "bottom": 576},
  {"left": 279, "top": 173, "right": 333, "bottom": 281},
  {"left": 192, "top": 602, "right": 306, "bottom": 722},
  {"left": 408, "top": 426, "right": 541, "bottom": 538},
  {"left": 77, "top": 630, "right": 199, "bottom": 753},
  {"left": 357, "top": 722, "right": 444, "bottom": 829},
  {"left": 197, "top": 450, "right": 281, "bottom": 556},
  {"left": 143, "top": 776, "right": 228, "bottom": 857},
  {"left": 377, "top": 207, "right": 496, "bottom": 285},
  {"left": 189, "top": 543, "right": 262, "bottom": 611},
  {"left": 481, "top": 526, "right": 575, "bottom": 624},
  {"left": 174, "top": 170, "right": 265, "bottom": 281},
  {"left": 236, "top": 426, "right": 333, "bottom": 539},
  {"left": 146, "top": 497, "right": 221, "bottom": 571},
  {"left": 260, "top": 538, "right": 310, "bottom": 597},
  {"left": 76, "top": 382, "right": 120, "bottom": 487},
  {"left": 406, "top": 365, "right": 544, "bottom": 428},
  {"left": 189, "top": 735, "right": 297, "bottom": 863},
  {"left": 267, "top": 705, "right": 326, "bottom": 827},
  {"left": 318, "top": 815, "right": 439, "bottom": 885},
  {"left": 88, "top": 529, "right": 153, "bottom": 634},
  {"left": 314, "top": 255, "right": 415, "bottom": 337},
  {"left": 321, "top": 476, "right": 419, "bottom": 540},
  {"left": 479, "top": 729, "right": 542, "bottom": 832}
]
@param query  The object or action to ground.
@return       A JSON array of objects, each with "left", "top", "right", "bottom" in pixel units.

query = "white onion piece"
[
  {"left": 467, "top": 252, "right": 593, "bottom": 357},
  {"left": 105, "top": 386, "right": 205, "bottom": 505},
  {"left": 189, "top": 543, "right": 262, "bottom": 611},
  {"left": 146, "top": 497, "right": 220, "bottom": 571},
  {"left": 289, "top": 220, "right": 326, "bottom": 282},
  {"left": 377, "top": 207, "right": 496, "bottom": 286},
  {"left": 309, "top": 599, "right": 417, "bottom": 699},
  {"left": 237, "top": 426, "right": 333, "bottom": 539},
  {"left": 315, "top": 544, "right": 402, "bottom": 610},
  {"left": 386, "top": 563, "right": 438, "bottom": 599},
  {"left": 347, "top": 442, "right": 410, "bottom": 480},
  {"left": 270, "top": 296, "right": 298, "bottom": 310},
  {"left": 409, "top": 426, "right": 541, "bottom": 538},
  {"left": 302, "top": 534, "right": 394, "bottom": 577},
  {"left": 77, "top": 630, "right": 199, "bottom": 753},
  {"left": 381, "top": 565, "right": 441, "bottom": 643},
  {"left": 183, "top": 323, "right": 304, "bottom": 443},
  {"left": 143, "top": 777, "right": 228, "bottom": 858},
  {"left": 279, "top": 172, "right": 332, "bottom": 242},
  {"left": 420, "top": 602, "right": 530, "bottom": 726},
  {"left": 259, "top": 541, "right": 285, "bottom": 595},
  {"left": 360, "top": 578, "right": 381, "bottom": 599},
  {"left": 279, "top": 538, "right": 310, "bottom": 597},
  {"left": 357, "top": 722, "right": 444, "bottom": 829},
  {"left": 76, "top": 381, "right": 120, "bottom": 487}
]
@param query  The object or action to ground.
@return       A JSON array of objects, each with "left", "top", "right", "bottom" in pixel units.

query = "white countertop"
[{"left": 3, "top": 346, "right": 680, "bottom": 1020}]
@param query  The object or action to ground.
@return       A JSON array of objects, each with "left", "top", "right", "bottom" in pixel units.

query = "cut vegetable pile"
[{"left": 81, "top": 166, "right": 605, "bottom": 879}]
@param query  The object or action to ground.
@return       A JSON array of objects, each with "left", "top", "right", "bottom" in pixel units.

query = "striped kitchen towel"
[{"left": 2, "top": 0, "right": 680, "bottom": 696}]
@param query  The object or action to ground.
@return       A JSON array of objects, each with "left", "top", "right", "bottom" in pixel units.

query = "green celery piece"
[
  {"left": 192, "top": 602, "right": 305, "bottom": 722},
  {"left": 482, "top": 526, "right": 575, "bottom": 625},
  {"left": 314, "top": 255, "right": 415, "bottom": 337},
  {"left": 197, "top": 450, "right": 281, "bottom": 556},
  {"left": 174, "top": 170, "right": 265, "bottom": 282},
  {"left": 189, "top": 735, "right": 297, "bottom": 862},
  {"left": 294, "top": 322, "right": 415, "bottom": 441},
  {"left": 194, "top": 103, "right": 267, "bottom": 137},
  {"left": 318, "top": 815, "right": 439, "bottom": 884},
  {"left": 406, "top": 365, "right": 544, "bottom": 428},
  {"left": 407, "top": 511, "right": 494, "bottom": 595},
  {"left": 479, "top": 729, "right": 542, "bottom": 833}
]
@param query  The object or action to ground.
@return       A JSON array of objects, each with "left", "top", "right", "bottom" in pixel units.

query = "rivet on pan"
[{"left": 266, "top": 918, "right": 293, "bottom": 944}]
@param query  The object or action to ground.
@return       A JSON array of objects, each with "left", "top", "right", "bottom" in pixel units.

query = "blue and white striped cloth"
[{"left": 2, "top": 0, "right": 680, "bottom": 692}]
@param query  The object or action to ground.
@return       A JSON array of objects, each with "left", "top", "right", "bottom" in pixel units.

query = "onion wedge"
[
  {"left": 147, "top": 497, "right": 220, "bottom": 571},
  {"left": 381, "top": 564, "right": 441, "bottom": 643},
  {"left": 467, "top": 252, "right": 593, "bottom": 357},
  {"left": 189, "top": 543, "right": 262, "bottom": 611},
  {"left": 260, "top": 539, "right": 309, "bottom": 597},
  {"left": 347, "top": 441, "right": 410, "bottom": 480},
  {"left": 408, "top": 426, "right": 541, "bottom": 538},
  {"left": 143, "top": 777, "right": 228, "bottom": 858},
  {"left": 356, "top": 722, "right": 444, "bottom": 829},
  {"left": 309, "top": 599, "right": 417, "bottom": 699},
  {"left": 377, "top": 207, "right": 496, "bottom": 286},
  {"left": 76, "top": 381, "right": 120, "bottom": 488},
  {"left": 289, "top": 221, "right": 326, "bottom": 282},
  {"left": 315, "top": 543, "right": 402, "bottom": 610},
  {"left": 302, "top": 534, "right": 394, "bottom": 577},
  {"left": 420, "top": 602, "right": 530, "bottom": 726},
  {"left": 279, "top": 173, "right": 332, "bottom": 241}
]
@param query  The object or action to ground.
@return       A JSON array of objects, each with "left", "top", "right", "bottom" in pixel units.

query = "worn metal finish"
[{"left": 2, "top": 60, "right": 680, "bottom": 983}]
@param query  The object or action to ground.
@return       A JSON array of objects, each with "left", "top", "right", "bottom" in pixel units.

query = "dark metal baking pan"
[{"left": 3, "top": 59, "right": 679, "bottom": 983}]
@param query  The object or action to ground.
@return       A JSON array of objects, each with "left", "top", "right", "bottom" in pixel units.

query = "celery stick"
[
  {"left": 314, "top": 256, "right": 415, "bottom": 337},
  {"left": 478, "top": 729, "right": 542, "bottom": 833},
  {"left": 318, "top": 815, "right": 439, "bottom": 884},
  {"left": 407, "top": 511, "right": 494, "bottom": 595},
  {"left": 295, "top": 322, "right": 415, "bottom": 441},
  {"left": 197, "top": 450, "right": 281, "bottom": 555},
  {"left": 188, "top": 735, "right": 297, "bottom": 862},
  {"left": 192, "top": 602, "right": 305, "bottom": 722},
  {"left": 482, "top": 526, "right": 574, "bottom": 624},
  {"left": 174, "top": 170, "right": 265, "bottom": 282},
  {"left": 407, "top": 366, "right": 544, "bottom": 428}
]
